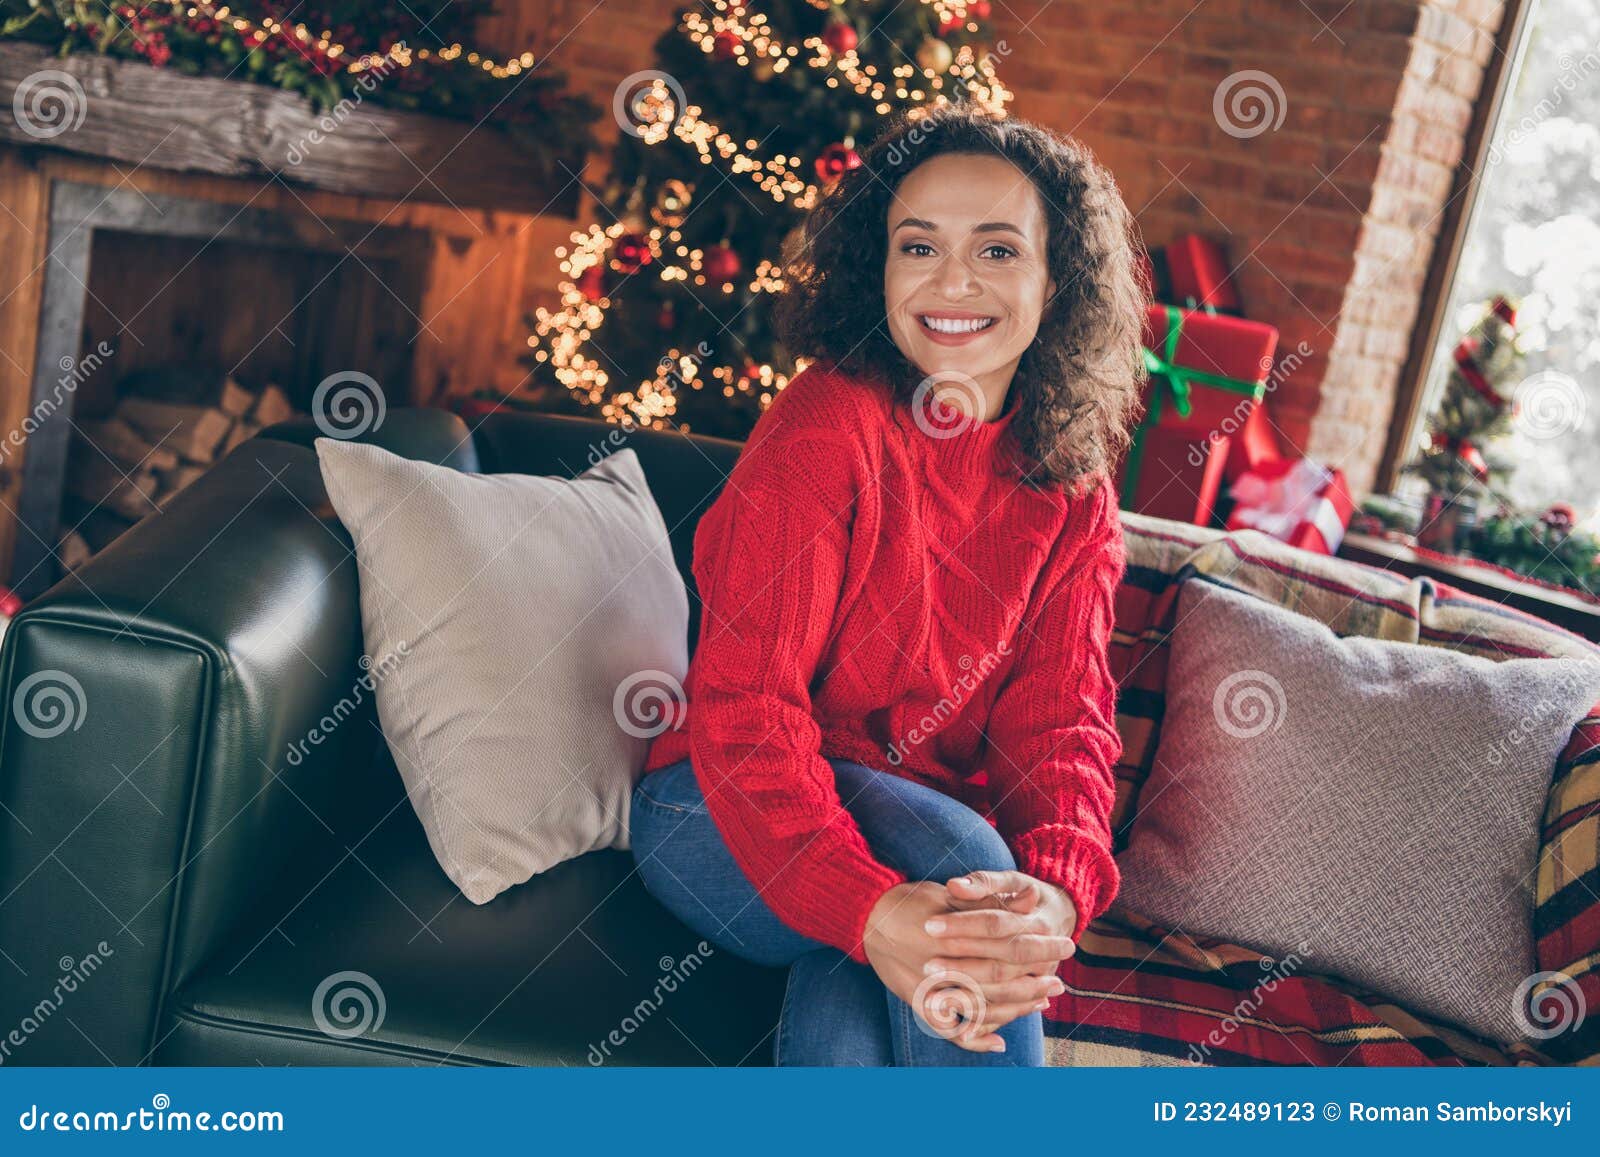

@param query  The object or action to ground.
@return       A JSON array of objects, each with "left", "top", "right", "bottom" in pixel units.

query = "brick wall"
[{"left": 487, "top": 0, "right": 1507, "bottom": 498}]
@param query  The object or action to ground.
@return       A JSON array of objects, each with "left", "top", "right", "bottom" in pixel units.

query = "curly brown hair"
[{"left": 776, "top": 103, "right": 1150, "bottom": 494}]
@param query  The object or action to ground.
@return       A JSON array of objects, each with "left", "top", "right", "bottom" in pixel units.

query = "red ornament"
[
  {"left": 702, "top": 244, "right": 742, "bottom": 285},
  {"left": 970, "top": 0, "right": 992, "bottom": 18},
  {"left": 815, "top": 142, "right": 862, "bottom": 183},
  {"left": 822, "top": 22, "right": 858, "bottom": 54},
  {"left": 613, "top": 231, "right": 653, "bottom": 273},
  {"left": 938, "top": 16, "right": 960, "bottom": 36},
  {"left": 1542, "top": 502, "right": 1577, "bottom": 534},
  {"left": 712, "top": 30, "right": 740, "bottom": 59},
  {"left": 576, "top": 266, "right": 607, "bottom": 302}
]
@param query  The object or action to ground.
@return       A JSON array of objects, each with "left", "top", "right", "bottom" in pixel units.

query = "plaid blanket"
[{"left": 1043, "top": 514, "right": 1600, "bottom": 1067}]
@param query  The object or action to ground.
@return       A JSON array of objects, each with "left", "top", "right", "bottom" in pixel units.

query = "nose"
[{"left": 933, "top": 250, "right": 980, "bottom": 300}]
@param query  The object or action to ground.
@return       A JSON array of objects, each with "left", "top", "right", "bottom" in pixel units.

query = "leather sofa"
[{"left": 0, "top": 408, "right": 787, "bottom": 1066}]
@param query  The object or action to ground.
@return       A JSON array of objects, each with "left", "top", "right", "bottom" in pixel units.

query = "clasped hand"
[{"left": 862, "top": 870, "right": 1077, "bottom": 1054}]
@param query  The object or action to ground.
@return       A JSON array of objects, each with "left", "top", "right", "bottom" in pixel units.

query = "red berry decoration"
[
  {"left": 814, "top": 143, "right": 862, "bottom": 183},
  {"left": 702, "top": 244, "right": 742, "bottom": 285},
  {"left": 822, "top": 22, "right": 858, "bottom": 54},
  {"left": 576, "top": 266, "right": 607, "bottom": 302},
  {"left": 712, "top": 30, "right": 740, "bottom": 59},
  {"left": 938, "top": 15, "right": 960, "bottom": 36},
  {"left": 969, "top": 0, "right": 992, "bottom": 18},
  {"left": 613, "top": 231, "right": 653, "bottom": 273}
]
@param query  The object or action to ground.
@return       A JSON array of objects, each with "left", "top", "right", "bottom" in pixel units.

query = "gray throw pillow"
[
  {"left": 1115, "top": 577, "right": 1600, "bottom": 1045},
  {"left": 315, "top": 438, "right": 688, "bottom": 904}
]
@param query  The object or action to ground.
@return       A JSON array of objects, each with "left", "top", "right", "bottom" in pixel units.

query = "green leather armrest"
[{"left": 0, "top": 410, "right": 471, "bottom": 1064}]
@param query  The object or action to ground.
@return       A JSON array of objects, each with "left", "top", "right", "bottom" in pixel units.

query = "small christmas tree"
[
  {"left": 507, "top": 0, "right": 1011, "bottom": 440},
  {"left": 1403, "top": 295, "right": 1523, "bottom": 503}
]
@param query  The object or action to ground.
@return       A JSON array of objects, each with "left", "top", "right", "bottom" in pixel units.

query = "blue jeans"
[{"left": 628, "top": 755, "right": 1047, "bottom": 1066}]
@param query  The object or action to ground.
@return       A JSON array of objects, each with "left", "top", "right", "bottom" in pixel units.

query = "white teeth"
[{"left": 921, "top": 315, "right": 995, "bottom": 334}]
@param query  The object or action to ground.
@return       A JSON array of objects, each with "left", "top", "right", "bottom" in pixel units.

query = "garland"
[{"left": 1, "top": 0, "right": 600, "bottom": 174}]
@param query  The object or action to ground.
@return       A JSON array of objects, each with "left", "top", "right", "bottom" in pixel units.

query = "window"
[{"left": 1407, "top": 0, "right": 1599, "bottom": 525}]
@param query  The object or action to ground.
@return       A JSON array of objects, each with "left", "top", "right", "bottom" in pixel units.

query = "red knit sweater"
[{"left": 641, "top": 362, "right": 1126, "bottom": 965}]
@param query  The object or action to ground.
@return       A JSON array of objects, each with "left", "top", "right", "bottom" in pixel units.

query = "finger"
[
  {"left": 925, "top": 907, "right": 1034, "bottom": 939},
  {"left": 946, "top": 870, "right": 1030, "bottom": 902},
  {"left": 952, "top": 1030, "right": 1005, "bottom": 1054},
  {"left": 974, "top": 973, "right": 1067, "bottom": 1005},
  {"left": 971, "top": 998, "right": 1050, "bottom": 1036},
  {"left": 928, "top": 932, "right": 1076, "bottom": 965},
  {"left": 925, "top": 955, "right": 1060, "bottom": 985}
]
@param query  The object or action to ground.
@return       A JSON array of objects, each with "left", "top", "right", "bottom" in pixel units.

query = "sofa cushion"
[
  {"left": 161, "top": 786, "right": 785, "bottom": 1066},
  {"left": 315, "top": 438, "right": 689, "bottom": 906},
  {"left": 1112, "top": 576, "right": 1600, "bottom": 1046}
]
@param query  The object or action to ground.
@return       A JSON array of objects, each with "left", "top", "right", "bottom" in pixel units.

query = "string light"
[{"left": 192, "top": 3, "right": 541, "bottom": 80}]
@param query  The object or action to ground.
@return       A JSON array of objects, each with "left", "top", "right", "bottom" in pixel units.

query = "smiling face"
[{"left": 883, "top": 152, "right": 1057, "bottom": 418}]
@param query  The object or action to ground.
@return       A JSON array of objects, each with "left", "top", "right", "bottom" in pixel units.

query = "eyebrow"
[{"left": 892, "top": 216, "right": 1026, "bottom": 237}]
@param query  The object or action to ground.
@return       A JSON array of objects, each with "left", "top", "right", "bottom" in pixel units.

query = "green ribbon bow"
[{"left": 1122, "top": 304, "right": 1269, "bottom": 499}]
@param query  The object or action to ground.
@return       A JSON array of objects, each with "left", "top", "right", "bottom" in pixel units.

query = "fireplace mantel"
[{"left": 0, "top": 42, "right": 581, "bottom": 217}]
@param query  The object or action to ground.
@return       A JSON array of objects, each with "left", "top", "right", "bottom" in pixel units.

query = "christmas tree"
[
  {"left": 1402, "top": 295, "right": 1523, "bottom": 502},
  {"left": 509, "top": 0, "right": 1011, "bottom": 440}
]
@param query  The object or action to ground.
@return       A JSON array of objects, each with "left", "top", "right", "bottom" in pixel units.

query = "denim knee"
[{"left": 896, "top": 808, "right": 1017, "bottom": 886}]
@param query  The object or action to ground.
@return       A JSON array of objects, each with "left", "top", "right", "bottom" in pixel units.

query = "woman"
[{"left": 629, "top": 103, "right": 1147, "bottom": 1066}]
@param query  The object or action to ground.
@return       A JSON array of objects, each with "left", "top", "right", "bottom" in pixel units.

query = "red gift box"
[
  {"left": 1225, "top": 456, "right": 1355, "bottom": 556},
  {"left": 1116, "top": 422, "right": 1234, "bottom": 526},
  {"left": 1165, "top": 233, "right": 1243, "bottom": 315},
  {"left": 1224, "top": 397, "right": 1285, "bottom": 482},
  {"left": 1114, "top": 305, "right": 1278, "bottom": 526}
]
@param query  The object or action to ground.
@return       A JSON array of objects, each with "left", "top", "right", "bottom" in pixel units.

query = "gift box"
[
  {"left": 1224, "top": 397, "right": 1285, "bottom": 482},
  {"left": 1165, "top": 233, "right": 1243, "bottom": 315},
  {"left": 1115, "top": 304, "right": 1278, "bottom": 526},
  {"left": 1225, "top": 456, "right": 1355, "bottom": 556},
  {"left": 1136, "top": 246, "right": 1173, "bottom": 303}
]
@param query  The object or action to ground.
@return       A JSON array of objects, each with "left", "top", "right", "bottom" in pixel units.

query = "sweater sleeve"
[
  {"left": 685, "top": 398, "right": 908, "bottom": 965},
  {"left": 981, "top": 478, "right": 1127, "bottom": 942}
]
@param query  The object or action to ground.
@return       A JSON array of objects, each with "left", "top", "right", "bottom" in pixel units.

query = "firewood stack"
[{"left": 58, "top": 378, "right": 298, "bottom": 572}]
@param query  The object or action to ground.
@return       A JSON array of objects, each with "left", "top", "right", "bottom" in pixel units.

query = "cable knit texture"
[{"left": 642, "top": 362, "right": 1126, "bottom": 965}]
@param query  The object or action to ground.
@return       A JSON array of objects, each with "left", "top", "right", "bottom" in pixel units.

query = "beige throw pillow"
[{"left": 315, "top": 438, "right": 688, "bottom": 904}]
